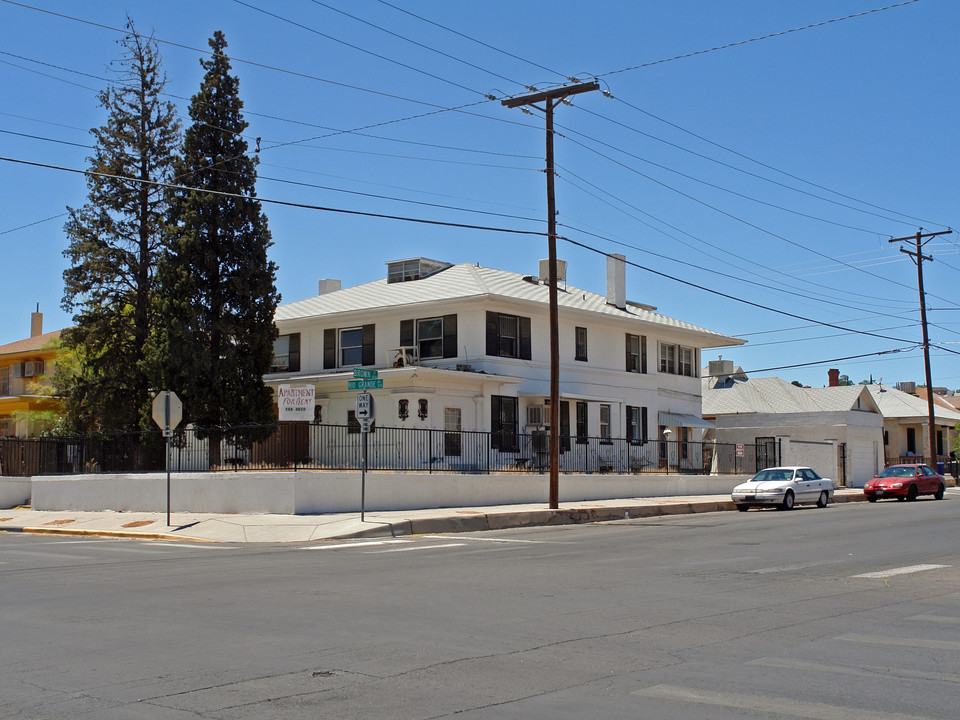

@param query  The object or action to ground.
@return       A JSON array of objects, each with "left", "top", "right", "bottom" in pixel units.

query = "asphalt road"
[{"left": 3, "top": 491, "right": 960, "bottom": 719}]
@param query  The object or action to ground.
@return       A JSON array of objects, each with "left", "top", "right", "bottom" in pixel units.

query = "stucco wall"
[
  {"left": 0, "top": 477, "right": 30, "bottom": 509},
  {"left": 27, "top": 471, "right": 746, "bottom": 514}
]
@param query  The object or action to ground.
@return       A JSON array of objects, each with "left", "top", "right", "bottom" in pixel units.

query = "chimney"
[
  {"left": 30, "top": 304, "right": 43, "bottom": 337},
  {"left": 828, "top": 368, "right": 840, "bottom": 387},
  {"left": 606, "top": 253, "right": 626, "bottom": 310},
  {"left": 317, "top": 279, "right": 341, "bottom": 295}
]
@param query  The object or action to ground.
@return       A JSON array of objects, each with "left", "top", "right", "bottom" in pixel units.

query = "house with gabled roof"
[
  {"left": 264, "top": 255, "right": 742, "bottom": 472},
  {"left": 864, "top": 383, "right": 960, "bottom": 468},
  {"left": 701, "top": 360, "right": 884, "bottom": 486},
  {"left": 0, "top": 310, "right": 63, "bottom": 437}
]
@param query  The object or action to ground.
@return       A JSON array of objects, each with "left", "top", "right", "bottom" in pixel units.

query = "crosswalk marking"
[
  {"left": 853, "top": 564, "right": 948, "bottom": 579},
  {"left": 303, "top": 539, "right": 411, "bottom": 551},
  {"left": 632, "top": 683, "right": 938, "bottom": 720},
  {"left": 747, "top": 657, "right": 960, "bottom": 685},
  {"left": 367, "top": 542, "right": 466, "bottom": 553}
]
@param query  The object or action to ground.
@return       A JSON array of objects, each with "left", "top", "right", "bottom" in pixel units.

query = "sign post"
[
  {"left": 356, "top": 390, "right": 374, "bottom": 521},
  {"left": 152, "top": 390, "right": 183, "bottom": 526}
]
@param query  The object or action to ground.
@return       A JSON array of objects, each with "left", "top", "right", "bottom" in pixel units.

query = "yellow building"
[{"left": 0, "top": 311, "right": 63, "bottom": 437}]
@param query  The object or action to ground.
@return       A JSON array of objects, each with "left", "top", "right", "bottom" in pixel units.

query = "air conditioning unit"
[
  {"left": 389, "top": 346, "right": 418, "bottom": 368},
  {"left": 526, "top": 404, "right": 548, "bottom": 427}
]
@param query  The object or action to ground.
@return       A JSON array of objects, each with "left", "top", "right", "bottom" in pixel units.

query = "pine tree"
[
  {"left": 61, "top": 25, "right": 180, "bottom": 432},
  {"left": 159, "top": 31, "right": 279, "bottom": 464}
]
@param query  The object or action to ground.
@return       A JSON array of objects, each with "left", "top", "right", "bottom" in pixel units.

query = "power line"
[
  {"left": 0, "top": 154, "right": 550, "bottom": 238},
  {"left": 731, "top": 346, "right": 918, "bottom": 376},
  {"left": 597, "top": 1, "right": 921, "bottom": 78}
]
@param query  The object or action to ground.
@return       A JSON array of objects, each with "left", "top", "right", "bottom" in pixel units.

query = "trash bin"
[{"left": 937, "top": 461, "right": 945, "bottom": 475}]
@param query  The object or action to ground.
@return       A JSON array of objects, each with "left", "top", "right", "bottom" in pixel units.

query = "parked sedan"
[
  {"left": 732, "top": 466, "right": 836, "bottom": 511},
  {"left": 863, "top": 464, "right": 945, "bottom": 502}
]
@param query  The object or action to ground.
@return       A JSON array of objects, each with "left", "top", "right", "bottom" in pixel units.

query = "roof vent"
[{"left": 386, "top": 258, "right": 451, "bottom": 283}]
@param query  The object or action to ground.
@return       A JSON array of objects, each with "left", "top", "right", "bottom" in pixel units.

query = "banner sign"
[{"left": 278, "top": 385, "right": 316, "bottom": 421}]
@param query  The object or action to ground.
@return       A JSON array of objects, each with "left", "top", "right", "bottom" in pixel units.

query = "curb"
[{"left": 3, "top": 526, "right": 214, "bottom": 543}]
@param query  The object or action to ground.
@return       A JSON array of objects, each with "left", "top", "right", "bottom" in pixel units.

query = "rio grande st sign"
[{"left": 348, "top": 368, "right": 382, "bottom": 390}]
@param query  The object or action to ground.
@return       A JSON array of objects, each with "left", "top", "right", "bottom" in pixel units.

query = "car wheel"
[
  {"left": 934, "top": 484, "right": 945, "bottom": 500},
  {"left": 817, "top": 491, "right": 828, "bottom": 508},
  {"left": 780, "top": 491, "right": 795, "bottom": 511},
  {"left": 907, "top": 484, "right": 919, "bottom": 502},
  {"left": 867, "top": 496, "right": 878, "bottom": 502},
  {"left": 737, "top": 504, "right": 750, "bottom": 512}
]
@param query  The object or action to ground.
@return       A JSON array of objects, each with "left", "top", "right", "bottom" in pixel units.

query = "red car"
[{"left": 863, "top": 464, "right": 946, "bottom": 502}]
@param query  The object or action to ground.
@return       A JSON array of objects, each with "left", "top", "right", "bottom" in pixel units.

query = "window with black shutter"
[{"left": 485, "top": 312, "right": 531, "bottom": 359}]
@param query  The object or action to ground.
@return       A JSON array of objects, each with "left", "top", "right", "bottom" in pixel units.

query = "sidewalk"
[{"left": 0, "top": 489, "right": 867, "bottom": 544}]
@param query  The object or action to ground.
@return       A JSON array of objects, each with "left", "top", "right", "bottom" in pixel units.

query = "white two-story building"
[{"left": 265, "top": 255, "right": 743, "bottom": 472}]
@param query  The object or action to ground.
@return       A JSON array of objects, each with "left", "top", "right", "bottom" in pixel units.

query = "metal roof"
[{"left": 276, "top": 262, "right": 743, "bottom": 346}]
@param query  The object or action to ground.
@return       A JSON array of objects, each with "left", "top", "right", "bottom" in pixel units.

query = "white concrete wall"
[
  {"left": 0, "top": 477, "right": 31, "bottom": 508},
  {"left": 29, "top": 471, "right": 746, "bottom": 514}
]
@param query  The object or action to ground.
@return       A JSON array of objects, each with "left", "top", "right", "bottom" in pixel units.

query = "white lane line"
[
  {"left": 747, "top": 657, "right": 960, "bottom": 685},
  {"left": 853, "top": 564, "right": 948, "bottom": 579},
  {"left": 422, "top": 535, "right": 554, "bottom": 544},
  {"left": 631, "top": 683, "right": 937, "bottom": 720},
  {"left": 749, "top": 560, "right": 840, "bottom": 574},
  {"left": 907, "top": 614, "right": 960, "bottom": 624},
  {"left": 367, "top": 542, "right": 466, "bottom": 553},
  {"left": 302, "top": 539, "right": 411, "bottom": 550},
  {"left": 0, "top": 549, "right": 96, "bottom": 560},
  {"left": 836, "top": 633, "right": 960, "bottom": 652}
]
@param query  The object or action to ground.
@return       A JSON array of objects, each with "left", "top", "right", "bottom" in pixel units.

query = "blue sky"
[{"left": 1, "top": 0, "right": 957, "bottom": 389}]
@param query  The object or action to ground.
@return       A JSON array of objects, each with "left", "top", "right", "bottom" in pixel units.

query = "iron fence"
[{"left": 0, "top": 423, "right": 774, "bottom": 477}]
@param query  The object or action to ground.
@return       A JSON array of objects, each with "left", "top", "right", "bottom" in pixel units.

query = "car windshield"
[
  {"left": 877, "top": 466, "right": 916, "bottom": 478},
  {"left": 751, "top": 469, "right": 792, "bottom": 483}
]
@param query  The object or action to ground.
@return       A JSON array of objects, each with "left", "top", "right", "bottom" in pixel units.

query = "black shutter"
[
  {"left": 400, "top": 319, "right": 414, "bottom": 347},
  {"left": 625, "top": 334, "right": 631, "bottom": 372},
  {"left": 323, "top": 328, "right": 336, "bottom": 369},
  {"left": 288, "top": 333, "right": 301, "bottom": 372},
  {"left": 641, "top": 335, "right": 647, "bottom": 374},
  {"left": 486, "top": 312, "right": 499, "bottom": 356},
  {"left": 518, "top": 316, "right": 532, "bottom": 360},
  {"left": 491, "top": 395, "right": 502, "bottom": 449},
  {"left": 442, "top": 314, "right": 457, "bottom": 358},
  {"left": 559, "top": 401, "right": 570, "bottom": 452},
  {"left": 626, "top": 405, "right": 635, "bottom": 442},
  {"left": 641, "top": 406, "right": 648, "bottom": 444},
  {"left": 361, "top": 324, "right": 375, "bottom": 366}
]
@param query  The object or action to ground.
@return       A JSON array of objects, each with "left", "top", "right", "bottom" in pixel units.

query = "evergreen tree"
[
  {"left": 159, "top": 31, "right": 279, "bottom": 463},
  {"left": 61, "top": 26, "right": 180, "bottom": 432}
]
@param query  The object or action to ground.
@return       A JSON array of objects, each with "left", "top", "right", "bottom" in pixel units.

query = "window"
[
  {"left": 599, "top": 404, "right": 611, "bottom": 441},
  {"left": 626, "top": 405, "right": 648, "bottom": 444},
  {"left": 444, "top": 407, "right": 462, "bottom": 457},
  {"left": 559, "top": 400, "right": 571, "bottom": 452},
  {"left": 660, "top": 343, "right": 696, "bottom": 376},
  {"left": 324, "top": 325, "right": 375, "bottom": 368},
  {"left": 575, "top": 326, "right": 588, "bottom": 362},
  {"left": 576, "top": 401, "right": 588, "bottom": 443},
  {"left": 626, "top": 334, "right": 646, "bottom": 373},
  {"left": 270, "top": 333, "right": 300, "bottom": 373},
  {"left": 906, "top": 427, "right": 916, "bottom": 454},
  {"left": 400, "top": 315, "right": 457, "bottom": 360},
  {"left": 680, "top": 426, "right": 689, "bottom": 460},
  {"left": 486, "top": 312, "right": 531, "bottom": 360},
  {"left": 0, "top": 366, "right": 8, "bottom": 396},
  {"left": 491, "top": 395, "right": 519, "bottom": 451},
  {"left": 659, "top": 343, "right": 676, "bottom": 374}
]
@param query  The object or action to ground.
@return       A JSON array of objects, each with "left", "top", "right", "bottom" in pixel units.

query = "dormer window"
[{"left": 386, "top": 258, "right": 451, "bottom": 284}]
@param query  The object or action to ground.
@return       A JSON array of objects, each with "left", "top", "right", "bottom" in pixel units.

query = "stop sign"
[{"left": 152, "top": 390, "right": 183, "bottom": 431}]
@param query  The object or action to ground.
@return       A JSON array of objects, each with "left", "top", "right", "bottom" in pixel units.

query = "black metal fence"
[{"left": 0, "top": 424, "right": 771, "bottom": 477}]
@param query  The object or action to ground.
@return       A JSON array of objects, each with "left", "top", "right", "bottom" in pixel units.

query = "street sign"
[
  {"left": 736, "top": 443, "right": 744, "bottom": 457},
  {"left": 348, "top": 379, "right": 383, "bottom": 390},
  {"left": 353, "top": 368, "right": 379, "bottom": 379},
  {"left": 152, "top": 390, "right": 183, "bottom": 432},
  {"left": 356, "top": 392, "right": 374, "bottom": 420}
]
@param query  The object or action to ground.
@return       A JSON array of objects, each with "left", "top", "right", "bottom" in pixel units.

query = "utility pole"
[
  {"left": 889, "top": 228, "right": 953, "bottom": 467},
  {"left": 502, "top": 80, "right": 599, "bottom": 509}
]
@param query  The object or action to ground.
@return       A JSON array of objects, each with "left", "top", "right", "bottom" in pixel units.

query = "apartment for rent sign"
[{"left": 277, "top": 385, "right": 315, "bottom": 421}]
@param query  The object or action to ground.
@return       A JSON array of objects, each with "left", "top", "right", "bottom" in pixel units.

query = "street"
[{"left": 2, "top": 492, "right": 960, "bottom": 719}]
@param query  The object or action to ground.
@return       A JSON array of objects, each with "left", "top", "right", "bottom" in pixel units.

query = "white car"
[{"left": 732, "top": 466, "right": 836, "bottom": 511}]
